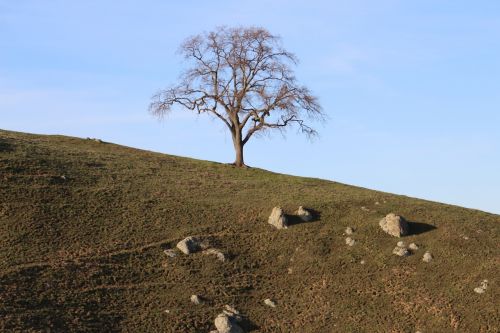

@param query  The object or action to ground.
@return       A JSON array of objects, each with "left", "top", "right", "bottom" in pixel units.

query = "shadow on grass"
[
  {"left": 408, "top": 221, "right": 437, "bottom": 235},
  {"left": 287, "top": 208, "right": 322, "bottom": 227}
]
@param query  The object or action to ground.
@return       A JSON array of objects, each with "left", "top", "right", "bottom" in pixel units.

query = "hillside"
[{"left": 0, "top": 129, "right": 498, "bottom": 333}]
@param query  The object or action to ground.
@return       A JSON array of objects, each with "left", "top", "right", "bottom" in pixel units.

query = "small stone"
[
  {"left": 190, "top": 294, "right": 203, "bottom": 305},
  {"left": 264, "top": 298, "right": 276, "bottom": 308},
  {"left": 345, "top": 227, "right": 354, "bottom": 235},
  {"left": 176, "top": 236, "right": 201, "bottom": 254},
  {"left": 164, "top": 309, "right": 170, "bottom": 314},
  {"left": 360, "top": 260, "right": 366, "bottom": 265},
  {"left": 396, "top": 241, "right": 405, "bottom": 248},
  {"left": 163, "top": 249, "right": 178, "bottom": 258},
  {"left": 296, "top": 206, "right": 313, "bottom": 222},
  {"left": 474, "top": 287, "right": 486, "bottom": 294},
  {"left": 361, "top": 206, "right": 370, "bottom": 212},
  {"left": 422, "top": 251, "right": 433, "bottom": 262},
  {"left": 379, "top": 213, "right": 410, "bottom": 237},
  {"left": 408, "top": 243, "right": 419, "bottom": 251},
  {"left": 60, "top": 175, "right": 67, "bottom": 180},
  {"left": 393, "top": 246, "right": 410, "bottom": 257},
  {"left": 375, "top": 201, "right": 380, "bottom": 205},
  {"left": 268, "top": 207, "right": 288, "bottom": 229},
  {"left": 345, "top": 237, "right": 356, "bottom": 246},
  {"left": 288, "top": 267, "right": 293, "bottom": 274},
  {"left": 203, "top": 248, "right": 226, "bottom": 262},
  {"left": 223, "top": 305, "right": 242, "bottom": 322}
]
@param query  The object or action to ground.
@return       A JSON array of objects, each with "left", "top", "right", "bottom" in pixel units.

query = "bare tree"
[{"left": 149, "top": 26, "right": 324, "bottom": 167}]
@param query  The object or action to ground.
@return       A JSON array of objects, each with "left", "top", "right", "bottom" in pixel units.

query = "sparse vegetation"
[{"left": 0, "top": 129, "right": 498, "bottom": 332}]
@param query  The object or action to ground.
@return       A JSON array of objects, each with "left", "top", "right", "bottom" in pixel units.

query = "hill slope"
[{"left": 0, "top": 129, "right": 498, "bottom": 332}]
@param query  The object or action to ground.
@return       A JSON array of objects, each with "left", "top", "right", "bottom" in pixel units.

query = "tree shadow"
[
  {"left": 287, "top": 208, "right": 321, "bottom": 227},
  {"left": 408, "top": 221, "right": 437, "bottom": 235},
  {"left": 0, "top": 138, "right": 14, "bottom": 152}
]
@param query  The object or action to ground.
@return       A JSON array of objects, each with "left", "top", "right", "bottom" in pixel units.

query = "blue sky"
[{"left": 1, "top": 1, "right": 499, "bottom": 214}]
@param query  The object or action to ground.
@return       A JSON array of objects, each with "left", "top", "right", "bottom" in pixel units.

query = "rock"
[
  {"left": 393, "top": 246, "right": 410, "bottom": 257},
  {"left": 264, "top": 298, "right": 276, "bottom": 308},
  {"left": 360, "top": 260, "right": 366, "bottom": 265},
  {"left": 345, "top": 237, "right": 356, "bottom": 246},
  {"left": 379, "top": 213, "right": 409, "bottom": 237},
  {"left": 223, "top": 305, "right": 243, "bottom": 322},
  {"left": 408, "top": 243, "right": 419, "bottom": 251},
  {"left": 396, "top": 241, "right": 405, "bottom": 248},
  {"left": 345, "top": 227, "right": 354, "bottom": 235},
  {"left": 422, "top": 251, "right": 433, "bottom": 262},
  {"left": 163, "top": 249, "right": 178, "bottom": 258},
  {"left": 214, "top": 313, "right": 244, "bottom": 333},
  {"left": 176, "top": 236, "right": 201, "bottom": 254},
  {"left": 474, "top": 279, "right": 488, "bottom": 294},
  {"left": 296, "top": 206, "right": 313, "bottom": 222},
  {"left": 361, "top": 206, "right": 370, "bottom": 212},
  {"left": 190, "top": 294, "right": 203, "bottom": 305},
  {"left": 268, "top": 207, "right": 288, "bottom": 229},
  {"left": 203, "top": 248, "right": 226, "bottom": 262},
  {"left": 164, "top": 309, "right": 170, "bottom": 314},
  {"left": 474, "top": 287, "right": 486, "bottom": 294}
]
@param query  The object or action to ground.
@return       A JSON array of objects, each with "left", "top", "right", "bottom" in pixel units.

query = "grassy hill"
[{"left": 0, "top": 129, "right": 498, "bottom": 332}]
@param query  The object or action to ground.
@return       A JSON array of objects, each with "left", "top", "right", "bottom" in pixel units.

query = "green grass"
[{"left": 0, "top": 129, "right": 498, "bottom": 332}]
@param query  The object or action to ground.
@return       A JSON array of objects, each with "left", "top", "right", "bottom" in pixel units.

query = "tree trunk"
[{"left": 232, "top": 130, "right": 245, "bottom": 167}]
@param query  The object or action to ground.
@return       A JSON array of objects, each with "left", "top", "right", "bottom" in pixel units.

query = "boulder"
[
  {"left": 379, "top": 213, "right": 409, "bottom": 237},
  {"left": 176, "top": 236, "right": 201, "bottom": 254},
  {"left": 268, "top": 207, "right": 288, "bottom": 229},
  {"left": 296, "top": 206, "right": 313, "bottom": 222},
  {"left": 214, "top": 313, "right": 244, "bottom": 333}
]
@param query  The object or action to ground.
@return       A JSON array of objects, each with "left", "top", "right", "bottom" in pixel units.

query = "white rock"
[
  {"left": 203, "top": 248, "right": 226, "bottom": 262},
  {"left": 345, "top": 237, "right": 356, "bottom": 246},
  {"left": 396, "top": 241, "right": 405, "bottom": 248},
  {"left": 361, "top": 206, "right": 370, "bottom": 212},
  {"left": 176, "top": 236, "right": 201, "bottom": 254},
  {"left": 214, "top": 314, "right": 244, "bottom": 333},
  {"left": 296, "top": 206, "right": 313, "bottom": 222},
  {"left": 264, "top": 298, "right": 276, "bottom": 308},
  {"left": 408, "top": 243, "right": 419, "bottom": 251},
  {"left": 268, "top": 207, "right": 288, "bottom": 229},
  {"left": 190, "top": 294, "right": 203, "bottom": 305},
  {"left": 393, "top": 246, "right": 410, "bottom": 257},
  {"left": 163, "top": 249, "right": 178, "bottom": 258},
  {"left": 345, "top": 227, "right": 354, "bottom": 235},
  {"left": 422, "top": 251, "right": 433, "bottom": 262},
  {"left": 474, "top": 287, "right": 486, "bottom": 294},
  {"left": 360, "top": 260, "right": 366, "bottom": 265},
  {"left": 379, "top": 213, "right": 410, "bottom": 237}
]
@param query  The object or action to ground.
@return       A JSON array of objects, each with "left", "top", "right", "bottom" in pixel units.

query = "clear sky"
[{"left": 1, "top": 1, "right": 499, "bottom": 214}]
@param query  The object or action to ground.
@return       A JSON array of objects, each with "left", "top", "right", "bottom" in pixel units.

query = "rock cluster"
[
  {"left": 379, "top": 213, "right": 409, "bottom": 237},
  {"left": 392, "top": 241, "right": 410, "bottom": 257}
]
